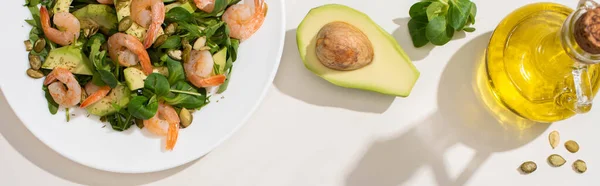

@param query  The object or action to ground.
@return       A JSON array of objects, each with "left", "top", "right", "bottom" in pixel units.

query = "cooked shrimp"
[
  {"left": 184, "top": 50, "right": 226, "bottom": 88},
  {"left": 80, "top": 82, "right": 111, "bottom": 108},
  {"left": 144, "top": 103, "right": 180, "bottom": 150},
  {"left": 43, "top": 67, "right": 82, "bottom": 107},
  {"left": 108, "top": 33, "right": 153, "bottom": 75},
  {"left": 130, "top": 0, "right": 165, "bottom": 49},
  {"left": 222, "top": 0, "right": 267, "bottom": 41},
  {"left": 40, "top": 6, "right": 81, "bottom": 46},
  {"left": 96, "top": 0, "right": 113, "bottom": 4},
  {"left": 194, "top": 0, "right": 215, "bottom": 13}
]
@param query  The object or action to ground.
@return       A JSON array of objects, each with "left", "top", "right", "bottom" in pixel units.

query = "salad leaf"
[
  {"left": 128, "top": 95, "right": 158, "bottom": 120},
  {"left": 165, "top": 7, "right": 193, "bottom": 23},
  {"left": 158, "top": 35, "right": 182, "bottom": 49},
  {"left": 166, "top": 57, "right": 185, "bottom": 84},
  {"left": 144, "top": 73, "right": 171, "bottom": 98},
  {"left": 164, "top": 81, "right": 207, "bottom": 109},
  {"left": 42, "top": 85, "right": 59, "bottom": 115},
  {"left": 98, "top": 69, "right": 118, "bottom": 88},
  {"left": 407, "top": 0, "right": 477, "bottom": 47},
  {"left": 448, "top": 0, "right": 471, "bottom": 31},
  {"left": 426, "top": 16, "right": 454, "bottom": 45},
  {"left": 211, "top": 0, "right": 229, "bottom": 14},
  {"left": 107, "top": 108, "right": 134, "bottom": 132}
]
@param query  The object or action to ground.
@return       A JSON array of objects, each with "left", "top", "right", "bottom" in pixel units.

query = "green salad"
[{"left": 23, "top": 0, "right": 268, "bottom": 151}]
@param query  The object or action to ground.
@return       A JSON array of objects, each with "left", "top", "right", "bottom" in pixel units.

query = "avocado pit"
[{"left": 315, "top": 21, "right": 374, "bottom": 71}]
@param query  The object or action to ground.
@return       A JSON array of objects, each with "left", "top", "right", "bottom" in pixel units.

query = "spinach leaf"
[
  {"left": 166, "top": 57, "right": 185, "bottom": 84},
  {"left": 98, "top": 69, "right": 118, "bottom": 88},
  {"left": 177, "top": 22, "right": 203, "bottom": 40},
  {"left": 165, "top": 7, "right": 193, "bottom": 23},
  {"left": 158, "top": 35, "right": 181, "bottom": 49},
  {"left": 408, "top": 17, "right": 429, "bottom": 47},
  {"left": 409, "top": 1, "right": 431, "bottom": 19},
  {"left": 463, "top": 27, "right": 476, "bottom": 32},
  {"left": 467, "top": 2, "right": 477, "bottom": 25},
  {"left": 426, "top": 16, "right": 453, "bottom": 45},
  {"left": 164, "top": 81, "right": 207, "bottom": 109},
  {"left": 144, "top": 73, "right": 170, "bottom": 98},
  {"left": 217, "top": 56, "right": 234, "bottom": 93},
  {"left": 127, "top": 95, "right": 159, "bottom": 120},
  {"left": 426, "top": 2, "right": 448, "bottom": 21},
  {"left": 211, "top": 0, "right": 229, "bottom": 13},
  {"left": 228, "top": 39, "right": 240, "bottom": 62},
  {"left": 42, "top": 85, "right": 59, "bottom": 115},
  {"left": 448, "top": 0, "right": 471, "bottom": 31}
]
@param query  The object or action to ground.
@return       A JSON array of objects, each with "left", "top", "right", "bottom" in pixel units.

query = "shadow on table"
[
  {"left": 273, "top": 29, "right": 395, "bottom": 114},
  {"left": 345, "top": 32, "right": 549, "bottom": 186},
  {"left": 0, "top": 89, "right": 196, "bottom": 186}
]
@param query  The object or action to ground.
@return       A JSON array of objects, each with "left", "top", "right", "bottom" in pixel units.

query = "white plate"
[{"left": 0, "top": 0, "right": 285, "bottom": 173}]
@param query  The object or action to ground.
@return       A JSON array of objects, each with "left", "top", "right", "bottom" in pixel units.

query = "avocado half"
[{"left": 296, "top": 4, "right": 420, "bottom": 97}]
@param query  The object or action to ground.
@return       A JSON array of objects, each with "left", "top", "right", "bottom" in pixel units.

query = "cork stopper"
[{"left": 575, "top": 7, "right": 600, "bottom": 54}]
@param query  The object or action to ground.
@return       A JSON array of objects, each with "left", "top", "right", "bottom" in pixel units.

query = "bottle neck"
[{"left": 561, "top": 3, "right": 600, "bottom": 65}]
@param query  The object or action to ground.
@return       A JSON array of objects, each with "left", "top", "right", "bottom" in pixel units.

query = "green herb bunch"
[{"left": 408, "top": 0, "right": 477, "bottom": 47}]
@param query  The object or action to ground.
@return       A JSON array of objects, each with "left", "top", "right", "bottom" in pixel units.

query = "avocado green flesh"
[
  {"left": 296, "top": 4, "right": 420, "bottom": 97},
  {"left": 53, "top": 0, "right": 72, "bottom": 13},
  {"left": 86, "top": 84, "right": 131, "bottom": 116},
  {"left": 124, "top": 67, "right": 147, "bottom": 91},
  {"left": 213, "top": 47, "right": 228, "bottom": 74},
  {"left": 73, "top": 4, "right": 118, "bottom": 34},
  {"left": 42, "top": 45, "right": 94, "bottom": 75}
]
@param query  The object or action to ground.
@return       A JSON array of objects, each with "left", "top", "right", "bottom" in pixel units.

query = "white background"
[{"left": 2, "top": 0, "right": 599, "bottom": 185}]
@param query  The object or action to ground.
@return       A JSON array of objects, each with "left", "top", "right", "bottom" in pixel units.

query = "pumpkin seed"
[
  {"left": 548, "top": 154, "right": 566, "bottom": 167},
  {"left": 565, "top": 140, "right": 579, "bottom": 153},
  {"left": 29, "top": 53, "right": 42, "bottom": 70},
  {"left": 81, "top": 90, "right": 87, "bottom": 102},
  {"left": 179, "top": 108, "right": 193, "bottom": 128},
  {"left": 153, "top": 34, "right": 169, "bottom": 48},
  {"left": 34, "top": 39, "right": 46, "bottom": 53},
  {"left": 549, "top": 130, "right": 560, "bottom": 149},
  {"left": 520, "top": 161, "right": 537, "bottom": 174},
  {"left": 118, "top": 16, "right": 133, "bottom": 32},
  {"left": 165, "top": 23, "right": 178, "bottom": 35},
  {"left": 26, "top": 68, "right": 44, "bottom": 79},
  {"left": 136, "top": 119, "right": 144, "bottom": 129},
  {"left": 573, "top": 159, "right": 587, "bottom": 173},
  {"left": 24, "top": 40, "right": 33, "bottom": 51}
]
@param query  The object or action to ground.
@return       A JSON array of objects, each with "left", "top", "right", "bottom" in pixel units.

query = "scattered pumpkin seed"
[
  {"left": 81, "top": 89, "right": 87, "bottom": 101},
  {"left": 26, "top": 68, "right": 44, "bottom": 79},
  {"left": 83, "top": 27, "right": 99, "bottom": 38},
  {"left": 24, "top": 40, "right": 33, "bottom": 51},
  {"left": 118, "top": 16, "right": 133, "bottom": 32},
  {"left": 179, "top": 108, "right": 193, "bottom": 128},
  {"left": 29, "top": 53, "right": 42, "bottom": 70},
  {"left": 165, "top": 23, "right": 178, "bottom": 35},
  {"left": 549, "top": 130, "right": 560, "bottom": 149},
  {"left": 136, "top": 119, "right": 144, "bottom": 129},
  {"left": 182, "top": 42, "right": 192, "bottom": 63},
  {"left": 167, "top": 49, "right": 182, "bottom": 60},
  {"left": 548, "top": 154, "right": 566, "bottom": 167},
  {"left": 520, "top": 161, "right": 537, "bottom": 174},
  {"left": 573, "top": 159, "right": 587, "bottom": 173},
  {"left": 154, "top": 34, "right": 169, "bottom": 48},
  {"left": 34, "top": 38, "right": 46, "bottom": 53},
  {"left": 565, "top": 140, "right": 580, "bottom": 153}
]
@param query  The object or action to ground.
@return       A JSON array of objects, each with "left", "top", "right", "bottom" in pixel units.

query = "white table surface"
[{"left": 2, "top": 0, "right": 600, "bottom": 185}]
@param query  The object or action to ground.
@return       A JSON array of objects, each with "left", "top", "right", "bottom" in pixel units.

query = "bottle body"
[{"left": 485, "top": 2, "right": 600, "bottom": 122}]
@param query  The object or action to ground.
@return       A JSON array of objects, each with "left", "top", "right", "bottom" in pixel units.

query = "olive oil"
[{"left": 486, "top": 2, "right": 600, "bottom": 122}]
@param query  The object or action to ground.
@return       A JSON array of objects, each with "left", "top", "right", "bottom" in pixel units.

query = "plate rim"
[{"left": 2, "top": 0, "right": 286, "bottom": 174}]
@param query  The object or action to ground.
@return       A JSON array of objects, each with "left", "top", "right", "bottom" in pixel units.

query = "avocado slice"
[
  {"left": 165, "top": 2, "right": 197, "bottom": 13},
  {"left": 53, "top": 0, "right": 72, "bottom": 13},
  {"left": 86, "top": 84, "right": 131, "bottom": 116},
  {"left": 213, "top": 47, "right": 227, "bottom": 74},
  {"left": 42, "top": 45, "right": 94, "bottom": 75},
  {"left": 124, "top": 67, "right": 147, "bottom": 90},
  {"left": 114, "top": 0, "right": 164, "bottom": 42},
  {"left": 296, "top": 4, "right": 420, "bottom": 97},
  {"left": 72, "top": 4, "right": 118, "bottom": 34}
]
